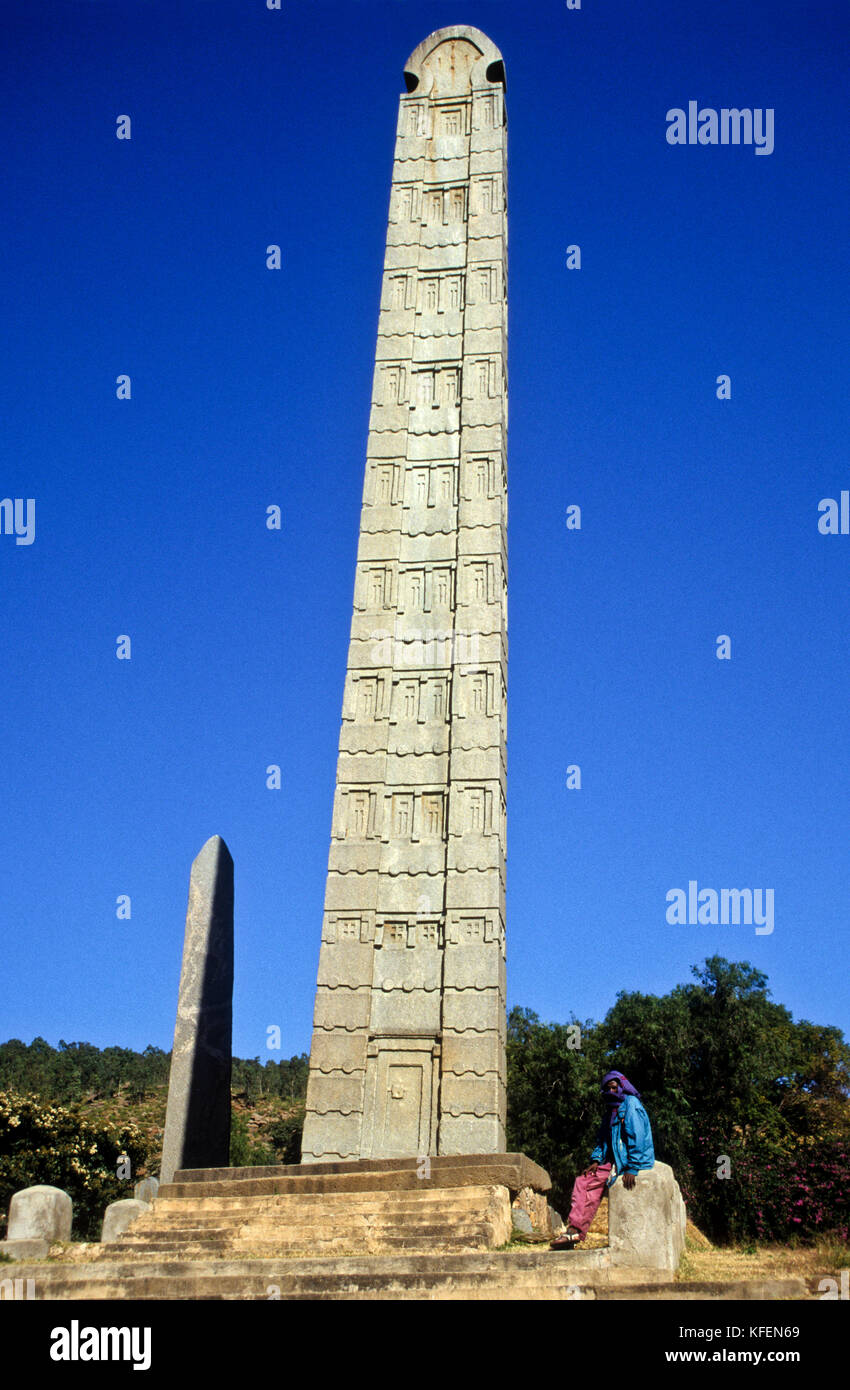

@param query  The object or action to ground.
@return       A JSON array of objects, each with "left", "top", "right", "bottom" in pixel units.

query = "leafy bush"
[{"left": 0, "top": 1091, "right": 149, "bottom": 1240}]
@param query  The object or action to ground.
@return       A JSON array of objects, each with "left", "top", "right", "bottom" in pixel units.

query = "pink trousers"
[{"left": 568, "top": 1162, "right": 613, "bottom": 1239}]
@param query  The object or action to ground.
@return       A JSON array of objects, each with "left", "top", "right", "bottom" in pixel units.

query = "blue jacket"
[{"left": 589, "top": 1093, "right": 655, "bottom": 1187}]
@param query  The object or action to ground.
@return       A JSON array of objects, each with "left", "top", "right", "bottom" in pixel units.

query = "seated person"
[{"left": 550, "top": 1069, "right": 655, "bottom": 1249}]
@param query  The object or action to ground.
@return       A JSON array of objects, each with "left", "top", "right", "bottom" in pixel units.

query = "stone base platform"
[{"left": 161, "top": 1152, "right": 551, "bottom": 1199}]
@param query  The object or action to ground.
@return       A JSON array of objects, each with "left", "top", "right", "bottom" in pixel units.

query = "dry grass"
[{"left": 676, "top": 1233, "right": 849, "bottom": 1294}]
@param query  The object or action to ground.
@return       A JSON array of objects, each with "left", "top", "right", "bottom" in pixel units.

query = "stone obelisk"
[
  {"left": 161, "top": 836, "right": 234, "bottom": 1184},
  {"left": 302, "top": 26, "right": 508, "bottom": 1162}
]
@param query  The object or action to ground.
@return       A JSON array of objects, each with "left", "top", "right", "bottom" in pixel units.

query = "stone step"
[
  {"left": 170, "top": 1153, "right": 550, "bottom": 1188},
  {"left": 161, "top": 1168, "right": 538, "bottom": 1199},
  {"left": 110, "top": 1217, "right": 492, "bottom": 1241},
  {"left": 149, "top": 1188, "right": 490, "bottom": 1214},
  {"left": 105, "top": 1233, "right": 491, "bottom": 1254},
  {"left": 0, "top": 1254, "right": 810, "bottom": 1301}
]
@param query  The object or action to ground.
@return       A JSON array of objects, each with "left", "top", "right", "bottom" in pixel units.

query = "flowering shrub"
[
  {"left": 683, "top": 1126, "right": 850, "bottom": 1244},
  {"left": 0, "top": 1091, "right": 149, "bottom": 1240}
]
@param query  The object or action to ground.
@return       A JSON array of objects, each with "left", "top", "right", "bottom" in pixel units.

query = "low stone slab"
[
  {"left": 101, "top": 1199, "right": 150, "bottom": 1245},
  {"left": 6, "top": 1186, "right": 72, "bottom": 1243}
]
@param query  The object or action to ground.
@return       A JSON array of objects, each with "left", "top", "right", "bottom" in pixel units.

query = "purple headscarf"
[{"left": 600, "top": 1070, "right": 641, "bottom": 1130}]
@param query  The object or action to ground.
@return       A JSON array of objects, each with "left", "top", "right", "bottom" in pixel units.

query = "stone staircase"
[{"left": 97, "top": 1183, "right": 513, "bottom": 1261}]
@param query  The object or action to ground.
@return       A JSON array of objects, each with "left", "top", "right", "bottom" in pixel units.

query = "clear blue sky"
[{"left": 2, "top": 0, "right": 848, "bottom": 1063}]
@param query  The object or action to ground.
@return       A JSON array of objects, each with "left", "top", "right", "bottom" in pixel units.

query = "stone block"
[
  {"left": 312, "top": 987, "right": 372, "bottom": 1032},
  {"left": 369, "top": 987, "right": 442, "bottom": 1035},
  {"left": 442, "top": 1030, "right": 502, "bottom": 1076},
  {"left": 100, "top": 1199, "right": 149, "bottom": 1245},
  {"left": 441, "top": 1073, "right": 504, "bottom": 1117},
  {"left": 0, "top": 1238, "right": 49, "bottom": 1260},
  {"left": 607, "top": 1161, "right": 687, "bottom": 1273},
  {"left": 134, "top": 1177, "right": 159, "bottom": 1204},
  {"left": 442, "top": 987, "right": 504, "bottom": 1032},
  {"left": 301, "top": 1110, "right": 363, "bottom": 1162},
  {"left": 438, "top": 1114, "right": 505, "bottom": 1155},
  {"left": 308, "top": 1031, "right": 368, "bottom": 1075},
  {"left": 6, "top": 1185, "right": 72, "bottom": 1244},
  {"left": 305, "top": 1072, "right": 365, "bottom": 1116},
  {"left": 443, "top": 942, "right": 503, "bottom": 989},
  {"left": 512, "top": 1185, "right": 554, "bottom": 1236},
  {"left": 316, "top": 940, "right": 375, "bottom": 987}
]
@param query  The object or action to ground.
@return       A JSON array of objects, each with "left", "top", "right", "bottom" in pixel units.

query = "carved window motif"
[
  {"left": 434, "top": 570, "right": 449, "bottom": 607},
  {"left": 422, "top": 279, "right": 438, "bottom": 312},
  {"left": 471, "top": 564, "right": 487, "bottom": 602},
  {"left": 425, "top": 191, "right": 443, "bottom": 226},
  {"left": 368, "top": 570, "right": 386, "bottom": 608},
  {"left": 390, "top": 276, "right": 407, "bottom": 310},
  {"left": 477, "top": 179, "right": 494, "bottom": 213},
  {"left": 471, "top": 675, "right": 486, "bottom": 714},
  {"left": 462, "top": 918, "right": 485, "bottom": 942},
  {"left": 416, "top": 371, "right": 434, "bottom": 406},
  {"left": 440, "top": 369, "right": 459, "bottom": 407},
  {"left": 384, "top": 921, "right": 406, "bottom": 945},
  {"left": 359, "top": 680, "right": 376, "bottom": 720},
  {"left": 420, "top": 922, "right": 438, "bottom": 946},
  {"left": 468, "top": 790, "right": 484, "bottom": 832},
  {"left": 398, "top": 187, "right": 413, "bottom": 221},
  {"left": 408, "top": 572, "right": 423, "bottom": 609},
  {"left": 447, "top": 276, "right": 461, "bottom": 310},
  {"left": 437, "top": 470, "right": 453, "bottom": 505},
  {"left": 406, "top": 106, "right": 421, "bottom": 137},
  {"left": 475, "top": 268, "right": 491, "bottom": 303},
  {"left": 422, "top": 795, "right": 443, "bottom": 837},
  {"left": 401, "top": 682, "right": 418, "bottom": 720},
  {"left": 338, "top": 919, "right": 360, "bottom": 941},
  {"left": 479, "top": 94, "right": 498, "bottom": 129},
  {"left": 376, "top": 467, "right": 393, "bottom": 504},
  {"left": 385, "top": 366, "right": 404, "bottom": 404},
  {"left": 442, "top": 107, "right": 463, "bottom": 136},
  {"left": 432, "top": 682, "right": 444, "bottom": 719},
  {"left": 476, "top": 361, "right": 490, "bottom": 396},
  {"left": 448, "top": 188, "right": 465, "bottom": 223},
  {"left": 475, "top": 460, "right": 488, "bottom": 497},
  {"left": 349, "top": 794, "right": 369, "bottom": 837},
  {"left": 393, "top": 795, "right": 413, "bottom": 837},
  {"left": 413, "top": 471, "right": 427, "bottom": 506}
]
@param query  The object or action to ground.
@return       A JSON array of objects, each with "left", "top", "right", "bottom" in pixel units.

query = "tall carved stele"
[{"left": 302, "top": 26, "right": 508, "bottom": 1162}]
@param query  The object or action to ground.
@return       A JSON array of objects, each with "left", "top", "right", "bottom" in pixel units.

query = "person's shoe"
[{"left": 549, "top": 1228, "right": 581, "bottom": 1250}]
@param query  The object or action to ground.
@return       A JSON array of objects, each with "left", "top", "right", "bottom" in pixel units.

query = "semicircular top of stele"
[{"left": 403, "top": 26, "right": 506, "bottom": 97}]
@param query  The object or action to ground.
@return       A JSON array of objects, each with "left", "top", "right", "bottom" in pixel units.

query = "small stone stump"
[
  {"left": 0, "top": 1185, "right": 72, "bottom": 1260},
  {"left": 134, "top": 1177, "right": 159, "bottom": 1204},
  {"left": 101, "top": 1199, "right": 149, "bottom": 1245}
]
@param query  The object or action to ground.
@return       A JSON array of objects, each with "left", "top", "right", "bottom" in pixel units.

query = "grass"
[{"left": 675, "top": 1233, "right": 849, "bottom": 1293}]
